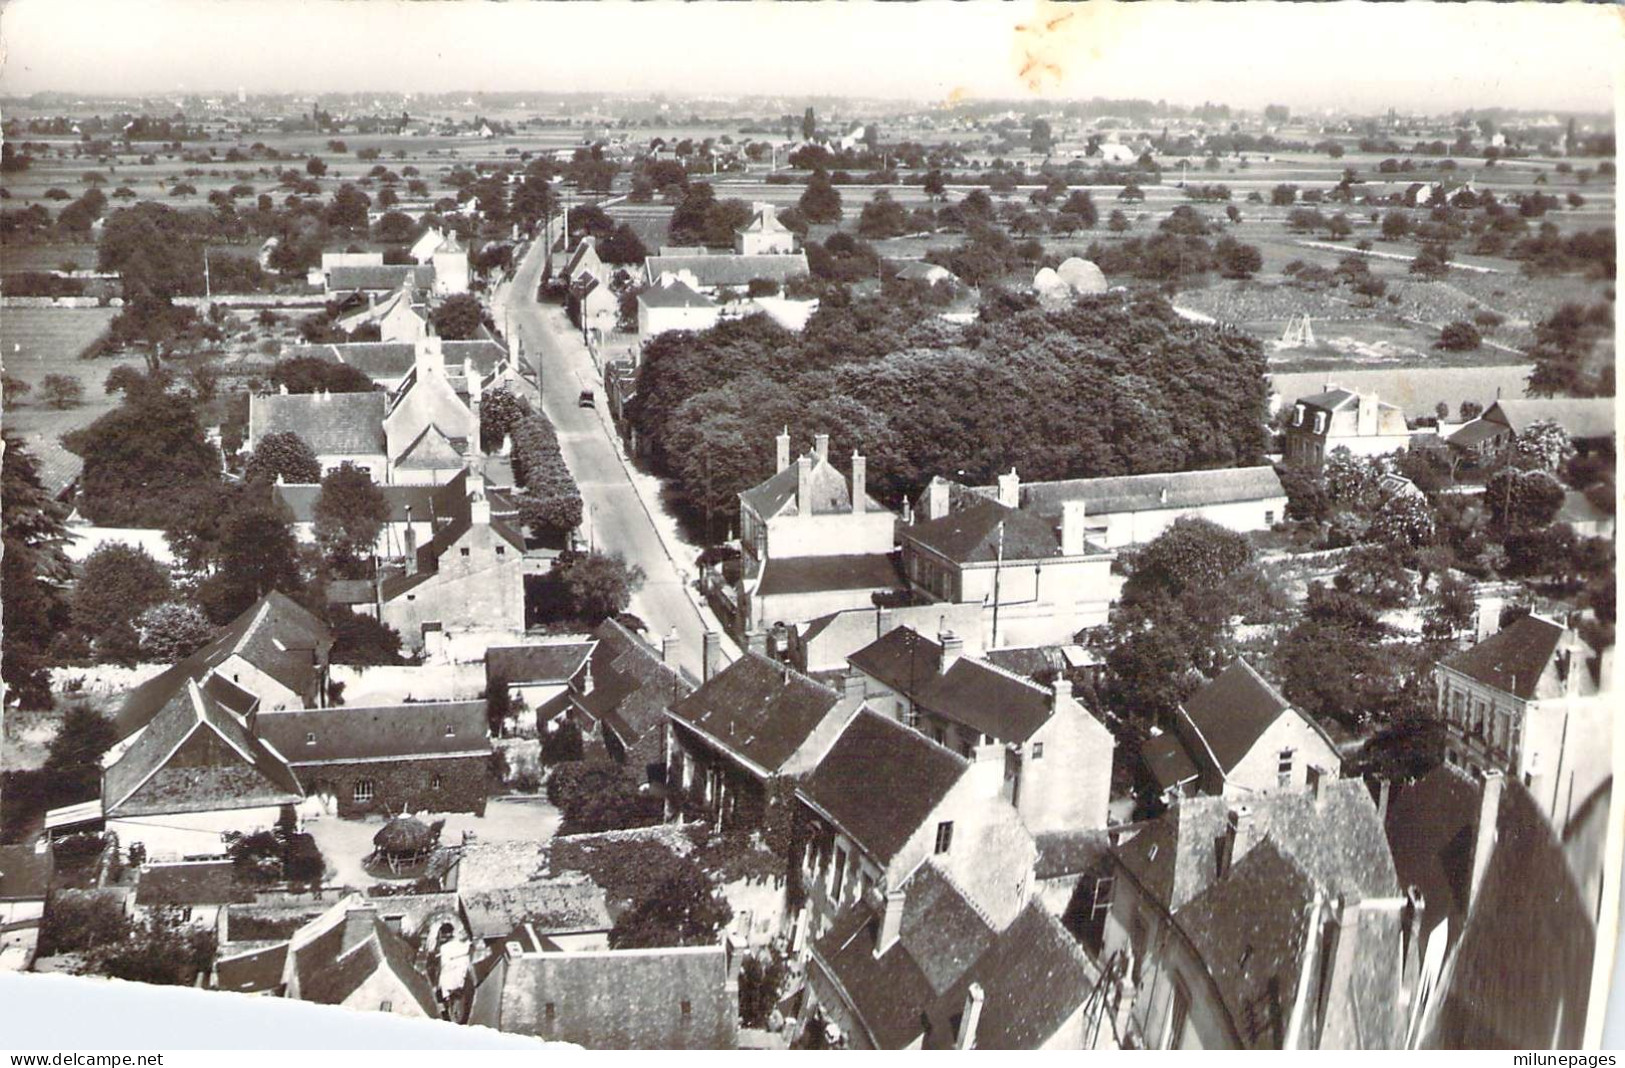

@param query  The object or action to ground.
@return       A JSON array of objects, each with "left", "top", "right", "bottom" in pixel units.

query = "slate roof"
[
  {"left": 637, "top": 278, "right": 717, "bottom": 310},
  {"left": 289, "top": 902, "right": 440, "bottom": 1015},
  {"left": 904, "top": 499, "right": 1083, "bottom": 564},
  {"left": 645, "top": 253, "right": 809, "bottom": 288},
  {"left": 812, "top": 861, "right": 996, "bottom": 1048},
  {"left": 739, "top": 453, "right": 884, "bottom": 519},
  {"left": 115, "top": 590, "right": 333, "bottom": 740},
  {"left": 460, "top": 878, "right": 613, "bottom": 940},
  {"left": 254, "top": 701, "right": 490, "bottom": 765},
  {"left": 273, "top": 480, "right": 455, "bottom": 526},
  {"left": 470, "top": 944, "right": 736, "bottom": 1049},
  {"left": 1438, "top": 614, "right": 1568, "bottom": 701},
  {"left": 135, "top": 861, "right": 252, "bottom": 907},
  {"left": 487, "top": 642, "right": 596, "bottom": 685},
  {"left": 304, "top": 340, "right": 511, "bottom": 381},
  {"left": 1002, "top": 466, "right": 1287, "bottom": 519},
  {"left": 327, "top": 264, "right": 436, "bottom": 292},
  {"left": 574, "top": 618, "right": 695, "bottom": 752},
  {"left": 1180, "top": 659, "right": 1315, "bottom": 774},
  {"left": 104, "top": 681, "right": 304, "bottom": 818},
  {"left": 248, "top": 391, "right": 388, "bottom": 456},
  {"left": 0, "top": 844, "right": 53, "bottom": 902},
  {"left": 1446, "top": 417, "right": 1507, "bottom": 450},
  {"left": 1486, "top": 398, "right": 1615, "bottom": 440},
  {"left": 848, "top": 626, "right": 1056, "bottom": 744},
  {"left": 935, "top": 902, "right": 1097, "bottom": 1050},
  {"left": 1141, "top": 732, "right": 1200, "bottom": 791},
  {"left": 1032, "top": 829, "right": 1113, "bottom": 881},
  {"left": 1384, "top": 765, "right": 1594, "bottom": 1049},
  {"left": 214, "top": 942, "right": 290, "bottom": 994},
  {"left": 1115, "top": 780, "right": 1398, "bottom": 913},
  {"left": 800, "top": 709, "right": 968, "bottom": 866},
  {"left": 669, "top": 652, "right": 844, "bottom": 773},
  {"left": 757, "top": 552, "right": 904, "bottom": 598}
]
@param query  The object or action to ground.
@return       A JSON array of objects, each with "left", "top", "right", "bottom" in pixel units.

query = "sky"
[{"left": 0, "top": 0, "right": 1617, "bottom": 114}]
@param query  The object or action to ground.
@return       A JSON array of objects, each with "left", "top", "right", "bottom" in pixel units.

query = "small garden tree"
[{"left": 39, "top": 374, "right": 84, "bottom": 409}]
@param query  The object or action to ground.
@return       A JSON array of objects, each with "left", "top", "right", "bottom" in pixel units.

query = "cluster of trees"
[
  {"left": 482, "top": 387, "right": 583, "bottom": 536},
  {"left": 549, "top": 830, "right": 732, "bottom": 950},
  {"left": 629, "top": 292, "right": 1267, "bottom": 539},
  {"left": 1, "top": 705, "right": 116, "bottom": 842},
  {"left": 1527, "top": 302, "right": 1614, "bottom": 398}
]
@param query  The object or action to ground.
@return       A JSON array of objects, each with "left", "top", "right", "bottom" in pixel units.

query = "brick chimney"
[
  {"left": 875, "top": 886, "right": 906, "bottom": 957},
  {"left": 1218, "top": 804, "right": 1256, "bottom": 878},
  {"left": 996, "top": 468, "right": 1020, "bottom": 509},
  {"left": 1468, "top": 769, "right": 1503, "bottom": 910},
  {"left": 1060, "top": 499, "right": 1087, "bottom": 556},
  {"left": 796, "top": 454, "right": 813, "bottom": 515},
  {"left": 939, "top": 630, "right": 964, "bottom": 674},
  {"left": 702, "top": 630, "right": 721, "bottom": 682},
  {"left": 775, "top": 427, "right": 790, "bottom": 473},
  {"left": 851, "top": 453, "right": 866, "bottom": 515},
  {"left": 956, "top": 982, "right": 986, "bottom": 1050},
  {"left": 814, "top": 432, "right": 829, "bottom": 463}
]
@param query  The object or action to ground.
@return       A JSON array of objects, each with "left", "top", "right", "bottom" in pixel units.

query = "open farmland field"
[{"left": 1, "top": 308, "right": 149, "bottom": 457}]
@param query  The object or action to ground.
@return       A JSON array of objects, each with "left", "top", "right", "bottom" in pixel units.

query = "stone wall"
[{"left": 293, "top": 755, "right": 491, "bottom": 818}]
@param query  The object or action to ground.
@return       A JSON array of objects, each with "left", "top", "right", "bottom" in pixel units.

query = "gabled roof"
[
  {"left": 327, "top": 264, "right": 436, "bottom": 292},
  {"left": 470, "top": 944, "right": 735, "bottom": 1049},
  {"left": 1439, "top": 614, "right": 1570, "bottom": 700},
  {"left": 1384, "top": 765, "right": 1594, "bottom": 1049},
  {"left": 644, "top": 253, "right": 809, "bottom": 287},
  {"left": 273, "top": 480, "right": 451, "bottom": 526},
  {"left": 215, "top": 942, "right": 290, "bottom": 994},
  {"left": 757, "top": 552, "right": 904, "bottom": 598},
  {"left": 1446, "top": 417, "right": 1507, "bottom": 449},
  {"left": 1485, "top": 398, "right": 1614, "bottom": 440},
  {"left": 669, "top": 652, "right": 843, "bottom": 774},
  {"left": 393, "top": 422, "right": 464, "bottom": 469},
  {"left": 574, "top": 619, "right": 695, "bottom": 750},
  {"left": 487, "top": 642, "right": 596, "bottom": 685},
  {"left": 254, "top": 701, "right": 490, "bottom": 765},
  {"left": 637, "top": 277, "right": 717, "bottom": 310},
  {"left": 303, "top": 340, "right": 510, "bottom": 381},
  {"left": 812, "top": 861, "right": 996, "bottom": 1048},
  {"left": 563, "top": 237, "right": 601, "bottom": 277},
  {"left": 848, "top": 626, "right": 1057, "bottom": 744},
  {"left": 248, "top": 392, "right": 388, "bottom": 457},
  {"left": 1142, "top": 732, "right": 1200, "bottom": 791},
  {"left": 0, "top": 844, "right": 53, "bottom": 902},
  {"left": 1002, "top": 466, "right": 1288, "bottom": 519},
  {"left": 104, "top": 680, "right": 303, "bottom": 818},
  {"left": 738, "top": 453, "right": 884, "bottom": 520},
  {"left": 738, "top": 206, "right": 791, "bottom": 235},
  {"left": 115, "top": 591, "right": 332, "bottom": 740},
  {"left": 287, "top": 898, "right": 440, "bottom": 1016},
  {"left": 1115, "top": 780, "right": 1398, "bottom": 913},
  {"left": 1296, "top": 387, "right": 1359, "bottom": 411},
  {"left": 1180, "top": 659, "right": 1326, "bottom": 775},
  {"left": 904, "top": 499, "right": 1076, "bottom": 564},
  {"left": 800, "top": 709, "right": 968, "bottom": 866}
]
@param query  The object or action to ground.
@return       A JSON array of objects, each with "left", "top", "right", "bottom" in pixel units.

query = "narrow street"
[{"left": 497, "top": 238, "right": 737, "bottom": 680}]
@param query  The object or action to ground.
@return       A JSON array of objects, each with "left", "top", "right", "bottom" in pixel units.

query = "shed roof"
[
  {"left": 757, "top": 552, "right": 904, "bottom": 598},
  {"left": 487, "top": 642, "right": 596, "bottom": 685}
]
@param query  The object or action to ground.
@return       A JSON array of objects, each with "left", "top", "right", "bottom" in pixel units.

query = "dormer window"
[
  {"left": 1313, "top": 412, "right": 1327, "bottom": 434},
  {"left": 445, "top": 724, "right": 455, "bottom": 737},
  {"left": 305, "top": 732, "right": 316, "bottom": 746},
  {"left": 1292, "top": 404, "right": 1305, "bottom": 427}
]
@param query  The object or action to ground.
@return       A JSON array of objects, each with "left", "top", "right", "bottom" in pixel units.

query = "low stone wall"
[
  {"left": 0, "top": 296, "right": 116, "bottom": 309},
  {"left": 51, "top": 662, "right": 170, "bottom": 700}
]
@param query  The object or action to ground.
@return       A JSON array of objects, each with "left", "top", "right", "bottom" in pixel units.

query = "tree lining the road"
[{"left": 482, "top": 386, "right": 583, "bottom": 537}]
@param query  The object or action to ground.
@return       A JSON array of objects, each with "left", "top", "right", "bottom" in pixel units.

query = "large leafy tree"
[
  {"left": 608, "top": 860, "right": 733, "bottom": 950},
  {"left": 798, "top": 170, "right": 844, "bottom": 224},
  {"left": 243, "top": 431, "right": 321, "bottom": 485},
  {"left": 67, "top": 390, "right": 221, "bottom": 528},
  {"left": 557, "top": 551, "right": 646, "bottom": 624},
  {"left": 314, "top": 463, "right": 388, "bottom": 576},
  {"left": 1511, "top": 419, "right": 1576, "bottom": 474},
  {"left": 2, "top": 433, "right": 73, "bottom": 706},
  {"left": 134, "top": 601, "right": 215, "bottom": 661},
  {"left": 72, "top": 543, "right": 174, "bottom": 644},
  {"left": 1485, "top": 468, "right": 1565, "bottom": 533},
  {"left": 430, "top": 293, "right": 485, "bottom": 340},
  {"left": 197, "top": 494, "right": 303, "bottom": 623},
  {"left": 269, "top": 355, "right": 378, "bottom": 395}
]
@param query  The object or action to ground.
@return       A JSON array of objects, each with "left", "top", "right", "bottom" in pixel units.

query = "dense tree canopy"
[
  {"left": 73, "top": 543, "right": 174, "bottom": 645},
  {"left": 67, "top": 390, "right": 221, "bottom": 527},
  {"left": 243, "top": 431, "right": 321, "bottom": 485},
  {"left": 314, "top": 463, "right": 388, "bottom": 577},
  {"left": 2, "top": 433, "right": 73, "bottom": 706}
]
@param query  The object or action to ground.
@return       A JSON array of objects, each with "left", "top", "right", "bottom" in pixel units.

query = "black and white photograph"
[{"left": 0, "top": 0, "right": 1618, "bottom": 1052}]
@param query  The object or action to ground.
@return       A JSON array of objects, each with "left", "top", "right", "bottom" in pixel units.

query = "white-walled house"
[{"left": 637, "top": 276, "right": 722, "bottom": 338}]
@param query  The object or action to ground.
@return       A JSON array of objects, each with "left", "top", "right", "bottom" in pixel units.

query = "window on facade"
[
  {"left": 1264, "top": 510, "right": 1276, "bottom": 526},
  {"left": 1168, "top": 982, "right": 1191, "bottom": 1050},
  {"left": 431, "top": 774, "right": 442, "bottom": 790},
  {"left": 1032, "top": 742, "right": 1044, "bottom": 760},
  {"left": 445, "top": 723, "right": 455, "bottom": 736},
  {"left": 1292, "top": 404, "right": 1305, "bottom": 427},
  {"left": 545, "top": 1003, "right": 556, "bottom": 1019},
  {"left": 1313, "top": 412, "right": 1327, "bottom": 434},
  {"left": 681, "top": 1000, "right": 693, "bottom": 1019},
  {"left": 495, "top": 545, "right": 505, "bottom": 556},
  {"left": 934, "top": 821, "right": 954, "bottom": 855},
  {"left": 1277, "top": 748, "right": 1294, "bottom": 786},
  {"left": 460, "top": 547, "right": 471, "bottom": 557},
  {"left": 353, "top": 779, "right": 376, "bottom": 803},
  {"left": 380, "top": 1001, "right": 392, "bottom": 1012}
]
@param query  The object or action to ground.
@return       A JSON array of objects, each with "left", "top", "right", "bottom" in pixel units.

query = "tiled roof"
[
  {"left": 1447, "top": 417, "right": 1508, "bottom": 449},
  {"left": 1487, "top": 398, "right": 1615, "bottom": 440},
  {"left": 812, "top": 861, "right": 995, "bottom": 1048},
  {"left": 135, "top": 860, "right": 252, "bottom": 907},
  {"left": 274, "top": 480, "right": 449, "bottom": 526},
  {"left": 1032, "top": 829, "right": 1112, "bottom": 881},
  {"left": 22, "top": 435, "right": 83, "bottom": 498},
  {"left": 757, "top": 552, "right": 904, "bottom": 598},
  {"left": 1141, "top": 732, "right": 1200, "bottom": 791},
  {"left": 327, "top": 264, "right": 436, "bottom": 291},
  {"left": 254, "top": 701, "right": 490, "bottom": 765},
  {"left": 669, "top": 653, "right": 843, "bottom": 774},
  {"left": 1296, "top": 388, "right": 1359, "bottom": 411},
  {"left": 487, "top": 642, "right": 596, "bottom": 685},
  {"left": 1005, "top": 466, "right": 1287, "bottom": 519},
  {"left": 214, "top": 942, "right": 289, "bottom": 994},
  {"left": 935, "top": 902, "right": 1097, "bottom": 1050},
  {"left": 637, "top": 278, "right": 717, "bottom": 310},
  {"left": 1180, "top": 659, "right": 1299, "bottom": 774},
  {"left": 460, "top": 877, "right": 612, "bottom": 940},
  {"left": 470, "top": 944, "right": 735, "bottom": 1049},
  {"left": 248, "top": 392, "right": 388, "bottom": 456},
  {"left": 800, "top": 709, "right": 968, "bottom": 866},
  {"left": 739, "top": 453, "right": 884, "bottom": 520},
  {"left": 1116, "top": 780, "right": 1398, "bottom": 913},
  {"left": 289, "top": 902, "right": 440, "bottom": 1015},
  {"left": 105, "top": 681, "right": 304, "bottom": 818},
  {"left": 0, "top": 844, "right": 53, "bottom": 902},
  {"left": 848, "top": 627, "right": 1056, "bottom": 744},
  {"left": 645, "top": 253, "right": 809, "bottom": 287},
  {"left": 1385, "top": 765, "right": 1594, "bottom": 1048},
  {"left": 1439, "top": 614, "right": 1568, "bottom": 700},
  {"left": 303, "top": 340, "right": 510, "bottom": 381},
  {"left": 903, "top": 500, "right": 1076, "bottom": 564},
  {"left": 575, "top": 619, "right": 694, "bottom": 752}
]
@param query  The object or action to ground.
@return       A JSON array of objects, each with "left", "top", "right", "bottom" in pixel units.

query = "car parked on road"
[{"left": 578, "top": 389, "right": 595, "bottom": 409}]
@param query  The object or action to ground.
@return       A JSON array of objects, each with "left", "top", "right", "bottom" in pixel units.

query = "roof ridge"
[
  {"left": 920, "top": 857, "right": 999, "bottom": 933},
  {"left": 963, "top": 654, "right": 1051, "bottom": 696},
  {"left": 856, "top": 706, "right": 970, "bottom": 766}
]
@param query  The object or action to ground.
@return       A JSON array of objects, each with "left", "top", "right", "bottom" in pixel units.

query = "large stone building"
[{"left": 1282, "top": 385, "right": 1414, "bottom": 469}]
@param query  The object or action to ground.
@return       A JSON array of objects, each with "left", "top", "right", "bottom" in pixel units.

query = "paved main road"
[{"left": 498, "top": 239, "right": 733, "bottom": 681}]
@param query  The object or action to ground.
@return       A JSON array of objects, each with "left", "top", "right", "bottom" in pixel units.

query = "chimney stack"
[
  {"left": 661, "top": 628, "right": 679, "bottom": 667},
  {"left": 1060, "top": 499, "right": 1087, "bottom": 556},
  {"left": 775, "top": 428, "right": 790, "bottom": 473},
  {"left": 996, "top": 468, "right": 1020, "bottom": 509},
  {"left": 851, "top": 453, "right": 866, "bottom": 515},
  {"left": 1469, "top": 770, "right": 1503, "bottom": 910},
  {"left": 939, "top": 631, "right": 964, "bottom": 674},
  {"left": 876, "top": 887, "right": 906, "bottom": 957},
  {"left": 956, "top": 983, "right": 985, "bottom": 1050},
  {"left": 1218, "top": 805, "right": 1255, "bottom": 878},
  {"left": 702, "top": 631, "right": 721, "bottom": 682},
  {"left": 796, "top": 454, "right": 813, "bottom": 516},
  {"left": 1475, "top": 598, "right": 1503, "bottom": 643},
  {"left": 1051, "top": 676, "right": 1073, "bottom": 713},
  {"left": 814, "top": 432, "right": 829, "bottom": 463},
  {"left": 1376, "top": 777, "right": 1392, "bottom": 824},
  {"left": 747, "top": 629, "right": 768, "bottom": 656},
  {"left": 925, "top": 477, "right": 949, "bottom": 522},
  {"left": 1307, "top": 764, "right": 1329, "bottom": 804}
]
